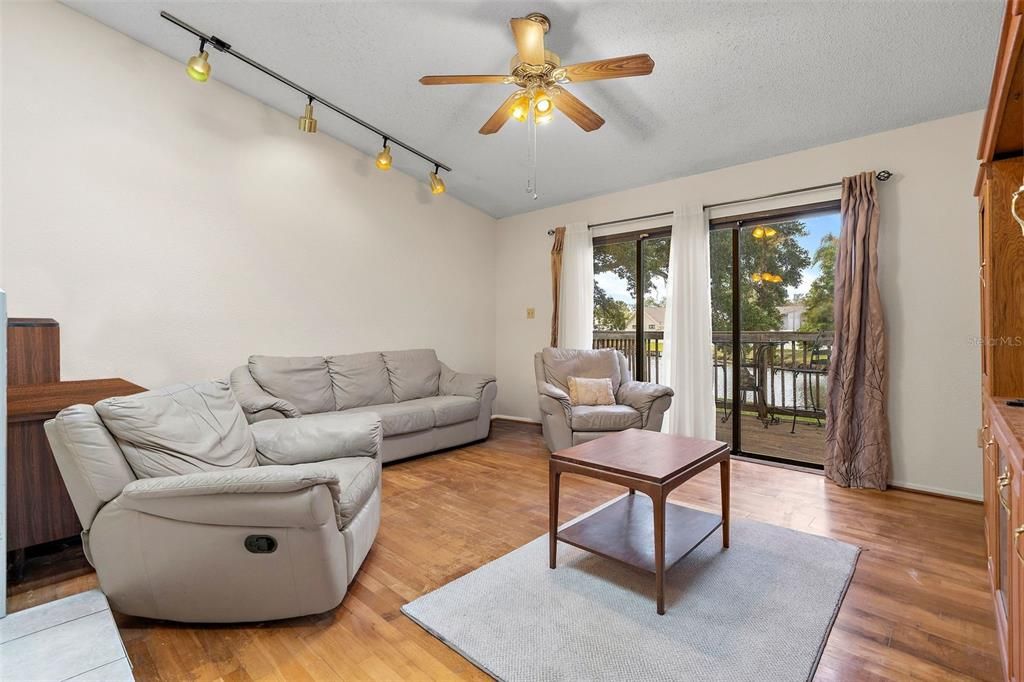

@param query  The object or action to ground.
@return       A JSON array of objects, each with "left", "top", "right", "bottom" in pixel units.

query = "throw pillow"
[{"left": 567, "top": 376, "right": 616, "bottom": 407}]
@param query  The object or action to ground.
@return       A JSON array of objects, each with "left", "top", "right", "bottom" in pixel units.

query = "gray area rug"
[{"left": 403, "top": 511, "right": 859, "bottom": 681}]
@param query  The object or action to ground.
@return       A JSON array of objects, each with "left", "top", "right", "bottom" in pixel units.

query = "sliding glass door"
[
  {"left": 592, "top": 228, "right": 671, "bottom": 382},
  {"left": 710, "top": 202, "right": 839, "bottom": 468}
]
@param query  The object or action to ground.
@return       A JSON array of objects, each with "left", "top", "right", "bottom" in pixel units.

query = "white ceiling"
[{"left": 66, "top": 1, "right": 1002, "bottom": 218}]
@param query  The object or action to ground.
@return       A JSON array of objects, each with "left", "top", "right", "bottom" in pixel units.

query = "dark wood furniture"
[
  {"left": 7, "top": 318, "right": 60, "bottom": 385},
  {"left": 977, "top": 4, "right": 1024, "bottom": 679},
  {"left": 7, "top": 379, "right": 145, "bottom": 555},
  {"left": 5, "top": 317, "right": 146, "bottom": 565},
  {"left": 548, "top": 428, "right": 729, "bottom": 614}
]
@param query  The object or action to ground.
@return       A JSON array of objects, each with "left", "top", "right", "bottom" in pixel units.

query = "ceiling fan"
[{"left": 419, "top": 12, "right": 655, "bottom": 135}]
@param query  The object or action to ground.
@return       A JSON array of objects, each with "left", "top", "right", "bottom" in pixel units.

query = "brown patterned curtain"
[
  {"left": 825, "top": 172, "right": 891, "bottom": 489},
  {"left": 550, "top": 226, "right": 566, "bottom": 347}
]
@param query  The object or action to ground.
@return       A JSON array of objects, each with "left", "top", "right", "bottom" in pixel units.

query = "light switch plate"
[{"left": 526, "top": 307, "right": 535, "bottom": 319}]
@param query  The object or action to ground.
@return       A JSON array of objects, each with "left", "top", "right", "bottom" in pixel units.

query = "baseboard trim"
[
  {"left": 888, "top": 482, "right": 982, "bottom": 503},
  {"left": 491, "top": 415, "right": 541, "bottom": 425}
]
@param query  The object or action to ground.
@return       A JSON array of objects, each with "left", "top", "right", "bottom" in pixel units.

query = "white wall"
[
  {"left": 495, "top": 111, "right": 985, "bottom": 500},
  {"left": 0, "top": 2, "right": 497, "bottom": 388}
]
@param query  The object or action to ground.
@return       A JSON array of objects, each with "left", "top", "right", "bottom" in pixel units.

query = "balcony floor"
[{"left": 715, "top": 411, "right": 826, "bottom": 466}]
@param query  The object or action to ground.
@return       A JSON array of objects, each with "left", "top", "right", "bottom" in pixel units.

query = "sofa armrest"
[
  {"left": 118, "top": 465, "right": 341, "bottom": 529},
  {"left": 439, "top": 363, "right": 496, "bottom": 400},
  {"left": 251, "top": 413, "right": 382, "bottom": 466},
  {"left": 537, "top": 381, "right": 571, "bottom": 421},
  {"left": 616, "top": 381, "right": 674, "bottom": 421},
  {"left": 121, "top": 465, "right": 338, "bottom": 499},
  {"left": 229, "top": 366, "right": 302, "bottom": 420}
]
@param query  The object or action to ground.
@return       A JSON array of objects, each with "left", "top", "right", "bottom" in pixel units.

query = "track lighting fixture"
[
  {"left": 429, "top": 166, "right": 446, "bottom": 195},
  {"left": 162, "top": 11, "right": 451, "bottom": 193},
  {"left": 376, "top": 139, "right": 393, "bottom": 171},
  {"left": 298, "top": 96, "right": 318, "bottom": 133},
  {"left": 186, "top": 39, "right": 211, "bottom": 82}
]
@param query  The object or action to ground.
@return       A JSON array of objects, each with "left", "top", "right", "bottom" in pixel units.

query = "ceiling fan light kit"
[
  {"left": 161, "top": 11, "right": 451, "bottom": 196},
  {"left": 420, "top": 11, "right": 655, "bottom": 198}
]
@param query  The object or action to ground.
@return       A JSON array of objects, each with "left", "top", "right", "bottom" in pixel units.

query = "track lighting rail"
[{"left": 160, "top": 11, "right": 452, "bottom": 173}]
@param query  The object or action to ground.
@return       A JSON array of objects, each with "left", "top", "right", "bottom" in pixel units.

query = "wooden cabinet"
[
  {"left": 978, "top": 3, "right": 1024, "bottom": 675},
  {"left": 978, "top": 4, "right": 1024, "bottom": 679},
  {"left": 986, "top": 399, "right": 1024, "bottom": 681}
]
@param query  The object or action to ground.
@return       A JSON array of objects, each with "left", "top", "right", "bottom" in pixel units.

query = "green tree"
[
  {"left": 593, "top": 283, "right": 633, "bottom": 330},
  {"left": 593, "top": 238, "right": 670, "bottom": 301},
  {"left": 710, "top": 221, "right": 811, "bottom": 331},
  {"left": 800, "top": 234, "right": 837, "bottom": 332}
]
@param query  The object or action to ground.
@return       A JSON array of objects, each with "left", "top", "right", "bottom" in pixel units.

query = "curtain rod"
[
  {"left": 159, "top": 11, "right": 452, "bottom": 173},
  {"left": 703, "top": 170, "right": 892, "bottom": 210},
  {"left": 546, "top": 170, "right": 893, "bottom": 235}
]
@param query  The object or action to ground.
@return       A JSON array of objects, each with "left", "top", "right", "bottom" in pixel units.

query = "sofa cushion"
[
  {"left": 95, "top": 381, "right": 257, "bottom": 479},
  {"left": 409, "top": 396, "right": 480, "bottom": 427},
  {"left": 542, "top": 348, "right": 622, "bottom": 394},
  {"left": 299, "top": 457, "right": 379, "bottom": 529},
  {"left": 381, "top": 349, "right": 441, "bottom": 402},
  {"left": 327, "top": 352, "right": 394, "bottom": 410},
  {"left": 569, "top": 404, "right": 643, "bottom": 432},
  {"left": 342, "top": 401, "right": 436, "bottom": 436},
  {"left": 248, "top": 355, "right": 334, "bottom": 415},
  {"left": 251, "top": 411, "right": 382, "bottom": 466}
]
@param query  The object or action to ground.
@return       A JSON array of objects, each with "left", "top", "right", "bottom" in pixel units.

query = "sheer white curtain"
[
  {"left": 662, "top": 204, "right": 716, "bottom": 438},
  {"left": 557, "top": 222, "right": 593, "bottom": 350}
]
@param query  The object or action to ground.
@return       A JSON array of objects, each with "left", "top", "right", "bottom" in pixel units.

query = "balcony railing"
[
  {"left": 592, "top": 329, "right": 833, "bottom": 421},
  {"left": 593, "top": 331, "right": 665, "bottom": 383}
]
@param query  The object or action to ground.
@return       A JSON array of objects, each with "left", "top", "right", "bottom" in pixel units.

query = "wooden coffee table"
[{"left": 548, "top": 428, "right": 730, "bottom": 615}]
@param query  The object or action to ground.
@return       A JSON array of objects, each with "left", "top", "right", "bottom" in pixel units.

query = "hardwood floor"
[{"left": 8, "top": 421, "right": 1000, "bottom": 681}]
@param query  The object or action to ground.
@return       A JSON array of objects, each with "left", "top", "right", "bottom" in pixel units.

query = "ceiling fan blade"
[
  {"left": 419, "top": 75, "right": 510, "bottom": 85},
  {"left": 561, "top": 54, "right": 655, "bottom": 82},
  {"left": 479, "top": 93, "right": 519, "bottom": 135},
  {"left": 554, "top": 89, "right": 605, "bottom": 132},
  {"left": 510, "top": 17, "right": 545, "bottom": 65}
]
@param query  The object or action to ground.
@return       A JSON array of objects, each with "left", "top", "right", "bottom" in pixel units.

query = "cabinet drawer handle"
[
  {"left": 997, "top": 473, "right": 1011, "bottom": 511},
  {"left": 1016, "top": 525, "right": 1024, "bottom": 564}
]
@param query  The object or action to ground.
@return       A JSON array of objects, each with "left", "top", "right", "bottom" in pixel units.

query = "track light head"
[
  {"left": 376, "top": 140, "right": 393, "bottom": 171},
  {"left": 299, "top": 98, "right": 318, "bottom": 133},
  {"left": 429, "top": 167, "right": 446, "bottom": 195},
  {"left": 186, "top": 49, "right": 211, "bottom": 82}
]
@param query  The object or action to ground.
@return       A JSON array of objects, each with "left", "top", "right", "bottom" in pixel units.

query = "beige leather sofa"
[
  {"left": 45, "top": 380, "right": 382, "bottom": 623},
  {"left": 230, "top": 349, "right": 496, "bottom": 463},
  {"left": 535, "top": 347, "right": 674, "bottom": 452}
]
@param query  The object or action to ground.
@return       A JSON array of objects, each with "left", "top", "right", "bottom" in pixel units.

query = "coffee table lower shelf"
[{"left": 556, "top": 494, "right": 723, "bottom": 574}]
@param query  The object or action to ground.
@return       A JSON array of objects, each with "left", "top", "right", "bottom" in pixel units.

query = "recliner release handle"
[{"left": 244, "top": 535, "right": 278, "bottom": 554}]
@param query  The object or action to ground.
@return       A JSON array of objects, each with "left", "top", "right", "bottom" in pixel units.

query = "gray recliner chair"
[
  {"left": 535, "top": 347, "right": 674, "bottom": 452},
  {"left": 45, "top": 380, "right": 382, "bottom": 623}
]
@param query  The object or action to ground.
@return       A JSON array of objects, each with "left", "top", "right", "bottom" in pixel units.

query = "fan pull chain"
[{"left": 526, "top": 99, "right": 539, "bottom": 200}]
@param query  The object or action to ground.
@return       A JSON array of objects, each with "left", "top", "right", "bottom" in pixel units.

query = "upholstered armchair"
[{"left": 535, "top": 347, "right": 674, "bottom": 452}]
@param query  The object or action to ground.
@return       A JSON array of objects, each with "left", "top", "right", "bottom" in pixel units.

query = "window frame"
[{"left": 593, "top": 225, "right": 672, "bottom": 381}]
